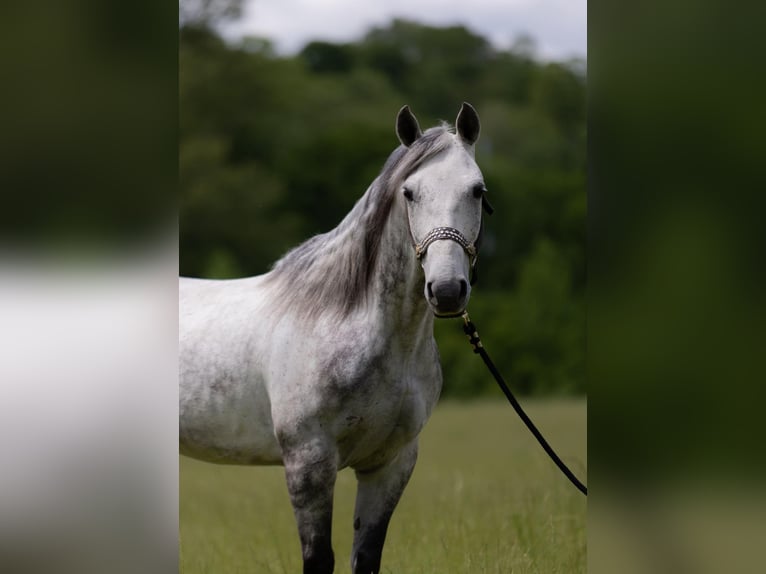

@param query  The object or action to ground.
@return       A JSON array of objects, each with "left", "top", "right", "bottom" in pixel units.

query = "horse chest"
[{"left": 327, "top": 340, "right": 442, "bottom": 469}]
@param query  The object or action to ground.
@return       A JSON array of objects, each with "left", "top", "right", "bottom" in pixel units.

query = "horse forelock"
[{"left": 266, "top": 126, "right": 455, "bottom": 323}]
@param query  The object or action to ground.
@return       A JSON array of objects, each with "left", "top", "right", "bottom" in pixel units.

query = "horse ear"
[
  {"left": 396, "top": 105, "right": 423, "bottom": 147},
  {"left": 456, "top": 102, "right": 480, "bottom": 145}
]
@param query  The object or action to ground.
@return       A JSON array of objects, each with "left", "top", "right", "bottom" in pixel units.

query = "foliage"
[{"left": 179, "top": 20, "right": 586, "bottom": 396}]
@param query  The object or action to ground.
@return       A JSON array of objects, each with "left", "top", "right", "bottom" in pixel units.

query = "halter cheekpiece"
[{"left": 414, "top": 226, "right": 477, "bottom": 264}]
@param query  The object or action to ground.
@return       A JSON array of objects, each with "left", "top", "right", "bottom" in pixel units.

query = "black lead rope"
[{"left": 461, "top": 312, "right": 588, "bottom": 496}]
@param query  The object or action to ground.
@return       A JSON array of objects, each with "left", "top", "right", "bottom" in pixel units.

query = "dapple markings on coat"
[{"left": 180, "top": 103, "right": 485, "bottom": 573}]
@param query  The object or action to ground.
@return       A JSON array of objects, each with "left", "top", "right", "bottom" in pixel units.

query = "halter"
[
  {"left": 414, "top": 226, "right": 477, "bottom": 263},
  {"left": 414, "top": 226, "right": 479, "bottom": 284},
  {"left": 409, "top": 193, "right": 493, "bottom": 286}
]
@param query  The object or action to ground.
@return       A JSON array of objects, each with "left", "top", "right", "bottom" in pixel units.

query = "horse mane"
[{"left": 265, "top": 124, "right": 454, "bottom": 322}]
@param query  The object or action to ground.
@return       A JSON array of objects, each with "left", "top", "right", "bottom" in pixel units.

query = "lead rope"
[{"left": 461, "top": 312, "right": 588, "bottom": 496}]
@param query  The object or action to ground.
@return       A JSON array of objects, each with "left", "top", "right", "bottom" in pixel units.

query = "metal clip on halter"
[{"left": 461, "top": 312, "right": 483, "bottom": 353}]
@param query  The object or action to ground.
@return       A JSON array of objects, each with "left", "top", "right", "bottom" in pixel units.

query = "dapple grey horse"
[{"left": 180, "top": 103, "right": 486, "bottom": 573}]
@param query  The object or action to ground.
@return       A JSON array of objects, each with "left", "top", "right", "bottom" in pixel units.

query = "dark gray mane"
[{"left": 265, "top": 125, "right": 454, "bottom": 322}]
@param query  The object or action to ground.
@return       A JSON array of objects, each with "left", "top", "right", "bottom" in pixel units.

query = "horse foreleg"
[
  {"left": 283, "top": 444, "right": 338, "bottom": 574},
  {"left": 350, "top": 440, "right": 418, "bottom": 574}
]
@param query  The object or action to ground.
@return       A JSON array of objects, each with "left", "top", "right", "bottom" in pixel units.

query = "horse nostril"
[
  {"left": 426, "top": 282, "right": 434, "bottom": 300},
  {"left": 459, "top": 279, "right": 467, "bottom": 300}
]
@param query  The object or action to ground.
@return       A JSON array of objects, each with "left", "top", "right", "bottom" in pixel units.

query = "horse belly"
[
  {"left": 179, "top": 279, "right": 281, "bottom": 465},
  {"left": 179, "top": 378, "right": 282, "bottom": 465}
]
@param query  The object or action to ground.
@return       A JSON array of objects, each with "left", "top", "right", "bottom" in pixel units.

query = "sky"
[{"left": 223, "top": 0, "right": 587, "bottom": 62}]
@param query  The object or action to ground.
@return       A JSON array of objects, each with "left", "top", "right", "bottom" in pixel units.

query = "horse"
[{"left": 180, "top": 103, "right": 487, "bottom": 574}]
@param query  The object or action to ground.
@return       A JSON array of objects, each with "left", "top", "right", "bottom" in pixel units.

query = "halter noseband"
[
  {"left": 414, "top": 226, "right": 478, "bottom": 280},
  {"left": 409, "top": 197, "right": 492, "bottom": 286}
]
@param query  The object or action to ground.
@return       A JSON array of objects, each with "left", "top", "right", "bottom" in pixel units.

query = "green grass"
[{"left": 180, "top": 398, "right": 586, "bottom": 573}]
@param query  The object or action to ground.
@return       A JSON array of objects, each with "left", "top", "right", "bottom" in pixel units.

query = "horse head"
[{"left": 396, "top": 102, "right": 486, "bottom": 318}]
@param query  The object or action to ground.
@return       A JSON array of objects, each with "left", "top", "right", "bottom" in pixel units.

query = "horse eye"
[
  {"left": 472, "top": 184, "right": 487, "bottom": 198},
  {"left": 402, "top": 187, "right": 414, "bottom": 201}
]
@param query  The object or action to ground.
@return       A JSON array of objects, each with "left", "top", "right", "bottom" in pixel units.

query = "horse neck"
[{"left": 368, "top": 198, "right": 434, "bottom": 337}]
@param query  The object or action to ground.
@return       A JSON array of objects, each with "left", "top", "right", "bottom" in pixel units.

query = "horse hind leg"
[
  {"left": 282, "top": 440, "right": 338, "bottom": 574},
  {"left": 350, "top": 440, "right": 418, "bottom": 574}
]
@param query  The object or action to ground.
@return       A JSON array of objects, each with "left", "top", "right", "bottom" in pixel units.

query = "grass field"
[{"left": 180, "top": 398, "right": 586, "bottom": 573}]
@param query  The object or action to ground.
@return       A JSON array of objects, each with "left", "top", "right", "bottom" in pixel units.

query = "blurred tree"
[
  {"left": 531, "top": 62, "right": 586, "bottom": 135},
  {"left": 301, "top": 41, "right": 356, "bottom": 74},
  {"left": 179, "top": 134, "right": 303, "bottom": 277},
  {"left": 507, "top": 238, "right": 584, "bottom": 394},
  {"left": 358, "top": 20, "right": 492, "bottom": 116},
  {"left": 479, "top": 52, "right": 536, "bottom": 105}
]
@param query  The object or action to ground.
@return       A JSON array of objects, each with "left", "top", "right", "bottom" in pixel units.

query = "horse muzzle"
[
  {"left": 415, "top": 226, "right": 476, "bottom": 318},
  {"left": 426, "top": 276, "right": 470, "bottom": 317}
]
